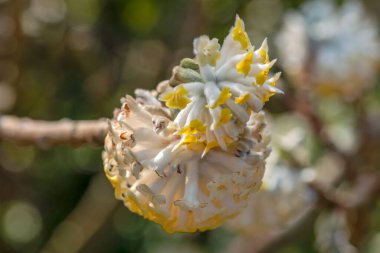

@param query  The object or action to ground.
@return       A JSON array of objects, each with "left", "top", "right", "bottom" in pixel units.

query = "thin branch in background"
[
  {"left": 0, "top": 115, "right": 108, "bottom": 148},
  {"left": 40, "top": 173, "right": 119, "bottom": 253}
]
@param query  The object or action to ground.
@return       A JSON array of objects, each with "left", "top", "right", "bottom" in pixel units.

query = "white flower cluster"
[
  {"left": 161, "top": 16, "right": 282, "bottom": 155},
  {"left": 276, "top": 0, "right": 380, "bottom": 99},
  {"left": 103, "top": 16, "right": 281, "bottom": 233}
]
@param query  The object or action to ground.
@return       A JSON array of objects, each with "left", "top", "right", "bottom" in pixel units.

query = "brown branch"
[{"left": 0, "top": 115, "right": 108, "bottom": 148}]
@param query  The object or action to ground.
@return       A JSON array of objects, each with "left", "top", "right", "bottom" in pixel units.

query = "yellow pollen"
[
  {"left": 232, "top": 18, "right": 250, "bottom": 50},
  {"left": 234, "top": 93, "right": 250, "bottom": 104},
  {"left": 177, "top": 119, "right": 206, "bottom": 135},
  {"left": 212, "top": 87, "right": 231, "bottom": 109},
  {"left": 269, "top": 80, "right": 277, "bottom": 87},
  {"left": 256, "top": 69, "right": 269, "bottom": 86},
  {"left": 204, "top": 140, "right": 220, "bottom": 154},
  {"left": 183, "top": 135, "right": 198, "bottom": 143},
  {"left": 178, "top": 134, "right": 205, "bottom": 151},
  {"left": 259, "top": 48, "right": 270, "bottom": 64},
  {"left": 261, "top": 91, "right": 275, "bottom": 102},
  {"left": 236, "top": 51, "right": 253, "bottom": 76},
  {"left": 217, "top": 108, "right": 232, "bottom": 127},
  {"left": 188, "top": 142, "right": 205, "bottom": 151},
  {"left": 162, "top": 85, "right": 191, "bottom": 109}
]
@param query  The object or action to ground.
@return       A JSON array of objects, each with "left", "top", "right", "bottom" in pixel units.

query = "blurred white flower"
[
  {"left": 30, "top": 0, "right": 66, "bottom": 24},
  {"left": 226, "top": 150, "right": 315, "bottom": 235},
  {"left": 276, "top": 0, "right": 380, "bottom": 100}
]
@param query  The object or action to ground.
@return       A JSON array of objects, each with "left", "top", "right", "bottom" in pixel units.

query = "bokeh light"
[{"left": 1, "top": 201, "right": 42, "bottom": 245}]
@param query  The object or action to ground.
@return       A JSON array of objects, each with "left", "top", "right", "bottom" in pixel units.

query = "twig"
[{"left": 0, "top": 115, "right": 108, "bottom": 148}]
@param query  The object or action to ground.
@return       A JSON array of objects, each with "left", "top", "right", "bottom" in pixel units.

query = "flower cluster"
[
  {"left": 103, "top": 16, "right": 281, "bottom": 233},
  {"left": 276, "top": 0, "right": 380, "bottom": 100},
  {"left": 161, "top": 16, "right": 281, "bottom": 155}
]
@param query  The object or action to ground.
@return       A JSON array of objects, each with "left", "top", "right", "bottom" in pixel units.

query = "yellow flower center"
[
  {"left": 236, "top": 51, "right": 253, "bottom": 76},
  {"left": 259, "top": 48, "right": 269, "bottom": 64},
  {"left": 232, "top": 18, "right": 250, "bottom": 50},
  {"left": 261, "top": 91, "right": 275, "bottom": 102},
  {"left": 212, "top": 87, "right": 231, "bottom": 109},
  {"left": 217, "top": 108, "right": 232, "bottom": 127},
  {"left": 162, "top": 85, "right": 191, "bottom": 109},
  {"left": 256, "top": 69, "right": 269, "bottom": 86},
  {"left": 204, "top": 140, "right": 220, "bottom": 155},
  {"left": 177, "top": 119, "right": 207, "bottom": 135},
  {"left": 234, "top": 93, "right": 250, "bottom": 104}
]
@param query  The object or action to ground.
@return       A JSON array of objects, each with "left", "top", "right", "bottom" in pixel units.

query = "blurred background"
[{"left": 1, "top": 0, "right": 380, "bottom": 252}]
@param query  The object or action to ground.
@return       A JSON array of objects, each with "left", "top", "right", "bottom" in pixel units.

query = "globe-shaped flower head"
[{"left": 103, "top": 16, "right": 282, "bottom": 233}]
